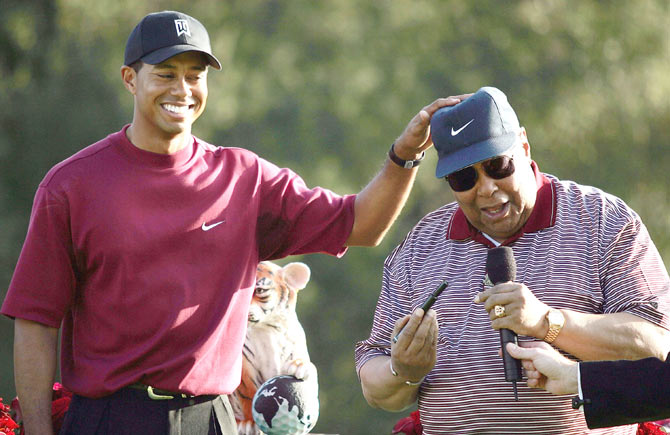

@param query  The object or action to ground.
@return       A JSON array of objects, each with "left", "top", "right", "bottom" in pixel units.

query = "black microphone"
[{"left": 486, "top": 246, "right": 522, "bottom": 401}]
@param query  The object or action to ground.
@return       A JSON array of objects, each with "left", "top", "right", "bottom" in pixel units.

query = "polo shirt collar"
[{"left": 446, "top": 161, "right": 557, "bottom": 248}]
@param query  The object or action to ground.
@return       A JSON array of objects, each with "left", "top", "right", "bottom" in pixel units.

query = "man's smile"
[{"left": 161, "top": 103, "right": 195, "bottom": 116}]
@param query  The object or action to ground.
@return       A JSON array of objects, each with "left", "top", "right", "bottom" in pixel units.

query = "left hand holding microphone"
[{"left": 475, "top": 282, "right": 551, "bottom": 338}]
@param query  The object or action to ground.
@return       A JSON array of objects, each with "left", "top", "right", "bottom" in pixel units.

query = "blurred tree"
[{"left": 0, "top": 1, "right": 668, "bottom": 433}]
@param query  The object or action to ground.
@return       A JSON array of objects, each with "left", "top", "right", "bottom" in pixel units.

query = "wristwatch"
[
  {"left": 388, "top": 143, "right": 425, "bottom": 169},
  {"left": 543, "top": 308, "right": 565, "bottom": 343}
]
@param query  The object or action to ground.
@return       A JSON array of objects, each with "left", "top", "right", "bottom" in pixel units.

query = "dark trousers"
[{"left": 59, "top": 388, "right": 237, "bottom": 435}]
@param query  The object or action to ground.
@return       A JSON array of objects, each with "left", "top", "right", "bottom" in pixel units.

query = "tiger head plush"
[
  {"left": 231, "top": 261, "right": 317, "bottom": 434},
  {"left": 247, "top": 261, "right": 310, "bottom": 324}
]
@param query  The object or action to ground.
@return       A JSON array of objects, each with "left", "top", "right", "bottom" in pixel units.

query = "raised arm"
[{"left": 346, "top": 95, "right": 471, "bottom": 246}]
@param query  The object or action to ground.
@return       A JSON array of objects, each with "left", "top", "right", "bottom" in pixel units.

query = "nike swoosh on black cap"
[{"left": 431, "top": 86, "right": 520, "bottom": 178}]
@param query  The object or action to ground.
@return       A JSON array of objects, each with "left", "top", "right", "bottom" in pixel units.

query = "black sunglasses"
[{"left": 445, "top": 155, "right": 516, "bottom": 192}]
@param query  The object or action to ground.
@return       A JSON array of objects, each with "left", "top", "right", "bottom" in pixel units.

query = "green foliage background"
[{"left": 1, "top": 1, "right": 669, "bottom": 433}]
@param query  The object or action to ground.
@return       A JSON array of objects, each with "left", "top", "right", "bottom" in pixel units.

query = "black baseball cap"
[
  {"left": 431, "top": 87, "right": 520, "bottom": 178},
  {"left": 124, "top": 11, "right": 221, "bottom": 70}
]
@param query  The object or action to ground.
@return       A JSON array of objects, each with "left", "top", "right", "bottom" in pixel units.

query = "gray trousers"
[{"left": 59, "top": 388, "right": 237, "bottom": 435}]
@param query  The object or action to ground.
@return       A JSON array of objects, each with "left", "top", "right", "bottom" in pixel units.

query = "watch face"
[{"left": 548, "top": 310, "right": 564, "bottom": 325}]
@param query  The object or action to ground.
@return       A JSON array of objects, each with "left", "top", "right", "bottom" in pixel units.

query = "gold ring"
[{"left": 494, "top": 305, "right": 506, "bottom": 318}]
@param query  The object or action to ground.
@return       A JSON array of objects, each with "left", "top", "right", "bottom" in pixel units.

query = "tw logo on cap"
[{"left": 174, "top": 19, "right": 191, "bottom": 37}]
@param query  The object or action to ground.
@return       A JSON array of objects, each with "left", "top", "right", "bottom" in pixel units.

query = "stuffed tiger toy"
[{"left": 230, "top": 261, "right": 318, "bottom": 435}]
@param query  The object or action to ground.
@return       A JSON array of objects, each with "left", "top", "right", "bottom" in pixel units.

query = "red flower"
[
  {"left": 392, "top": 410, "right": 423, "bottom": 435},
  {"left": 9, "top": 397, "right": 23, "bottom": 435},
  {"left": 637, "top": 422, "right": 667, "bottom": 435},
  {"left": 390, "top": 412, "right": 668, "bottom": 435},
  {"left": 50, "top": 383, "right": 72, "bottom": 434},
  {"left": 8, "top": 382, "right": 73, "bottom": 435},
  {"left": 0, "top": 397, "right": 20, "bottom": 434}
]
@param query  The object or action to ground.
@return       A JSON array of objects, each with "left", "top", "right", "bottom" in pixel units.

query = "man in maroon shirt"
[{"left": 2, "top": 10, "right": 465, "bottom": 435}]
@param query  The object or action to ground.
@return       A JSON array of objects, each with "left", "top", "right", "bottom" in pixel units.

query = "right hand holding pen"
[{"left": 390, "top": 308, "right": 438, "bottom": 383}]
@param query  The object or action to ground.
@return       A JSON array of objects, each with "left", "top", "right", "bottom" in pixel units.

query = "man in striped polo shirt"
[{"left": 355, "top": 87, "right": 670, "bottom": 434}]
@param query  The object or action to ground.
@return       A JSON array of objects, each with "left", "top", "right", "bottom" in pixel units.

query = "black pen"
[{"left": 392, "top": 280, "right": 448, "bottom": 344}]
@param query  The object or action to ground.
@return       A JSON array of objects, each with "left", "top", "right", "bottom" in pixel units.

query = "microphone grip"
[{"left": 500, "top": 328, "right": 522, "bottom": 382}]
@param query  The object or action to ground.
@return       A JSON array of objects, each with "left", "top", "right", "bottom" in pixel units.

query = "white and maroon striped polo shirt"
[{"left": 355, "top": 164, "right": 670, "bottom": 434}]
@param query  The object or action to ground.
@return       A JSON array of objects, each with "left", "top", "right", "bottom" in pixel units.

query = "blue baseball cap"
[
  {"left": 431, "top": 87, "right": 520, "bottom": 178},
  {"left": 124, "top": 11, "right": 221, "bottom": 70}
]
